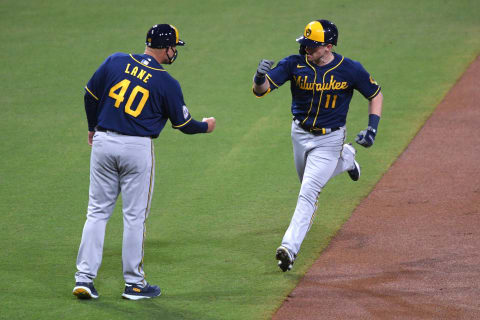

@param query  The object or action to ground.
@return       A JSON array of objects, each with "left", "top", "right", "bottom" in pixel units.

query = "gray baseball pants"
[
  {"left": 281, "top": 121, "right": 355, "bottom": 255},
  {"left": 75, "top": 131, "right": 154, "bottom": 285}
]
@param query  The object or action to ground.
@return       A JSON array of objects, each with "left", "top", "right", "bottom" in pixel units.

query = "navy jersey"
[
  {"left": 85, "top": 52, "right": 194, "bottom": 137},
  {"left": 255, "top": 53, "right": 381, "bottom": 129}
]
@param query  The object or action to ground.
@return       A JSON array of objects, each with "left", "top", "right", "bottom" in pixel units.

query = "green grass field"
[{"left": 1, "top": 0, "right": 479, "bottom": 319}]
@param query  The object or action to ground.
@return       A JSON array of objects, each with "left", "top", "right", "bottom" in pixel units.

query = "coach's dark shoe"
[
  {"left": 122, "top": 282, "right": 161, "bottom": 300},
  {"left": 344, "top": 143, "right": 361, "bottom": 181},
  {"left": 276, "top": 246, "right": 295, "bottom": 272},
  {"left": 73, "top": 282, "right": 99, "bottom": 299}
]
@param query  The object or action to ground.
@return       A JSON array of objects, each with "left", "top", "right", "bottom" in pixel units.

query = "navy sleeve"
[
  {"left": 254, "top": 57, "right": 293, "bottom": 97},
  {"left": 85, "top": 55, "right": 111, "bottom": 101},
  {"left": 352, "top": 61, "right": 381, "bottom": 100},
  {"left": 179, "top": 118, "right": 208, "bottom": 134},
  {"left": 266, "top": 57, "right": 293, "bottom": 90},
  {"left": 84, "top": 91, "right": 98, "bottom": 131},
  {"left": 162, "top": 79, "right": 194, "bottom": 128}
]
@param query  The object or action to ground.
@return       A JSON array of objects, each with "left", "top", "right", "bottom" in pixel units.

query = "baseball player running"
[
  {"left": 73, "top": 24, "right": 216, "bottom": 299},
  {"left": 252, "top": 19, "right": 383, "bottom": 272}
]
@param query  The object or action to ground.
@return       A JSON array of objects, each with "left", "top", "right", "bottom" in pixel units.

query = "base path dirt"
[{"left": 273, "top": 55, "right": 480, "bottom": 319}]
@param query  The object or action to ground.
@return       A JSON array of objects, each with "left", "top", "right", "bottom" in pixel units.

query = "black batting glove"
[
  {"left": 254, "top": 59, "right": 274, "bottom": 85},
  {"left": 256, "top": 59, "right": 274, "bottom": 76},
  {"left": 355, "top": 126, "right": 377, "bottom": 148}
]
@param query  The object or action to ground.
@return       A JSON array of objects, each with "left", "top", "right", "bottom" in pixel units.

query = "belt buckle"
[{"left": 311, "top": 127, "right": 326, "bottom": 135}]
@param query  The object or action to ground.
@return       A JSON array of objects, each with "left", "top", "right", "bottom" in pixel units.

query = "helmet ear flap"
[{"left": 299, "top": 45, "right": 306, "bottom": 55}]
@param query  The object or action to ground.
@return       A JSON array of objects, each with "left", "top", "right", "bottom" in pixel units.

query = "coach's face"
[{"left": 163, "top": 46, "right": 177, "bottom": 64}]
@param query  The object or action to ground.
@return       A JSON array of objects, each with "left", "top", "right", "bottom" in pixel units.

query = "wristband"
[
  {"left": 254, "top": 73, "right": 266, "bottom": 85},
  {"left": 368, "top": 114, "right": 380, "bottom": 131}
]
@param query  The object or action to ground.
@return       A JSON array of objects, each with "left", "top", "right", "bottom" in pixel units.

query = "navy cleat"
[
  {"left": 122, "top": 282, "right": 161, "bottom": 300},
  {"left": 344, "top": 143, "right": 361, "bottom": 181},
  {"left": 276, "top": 246, "right": 295, "bottom": 272},
  {"left": 73, "top": 282, "right": 99, "bottom": 299}
]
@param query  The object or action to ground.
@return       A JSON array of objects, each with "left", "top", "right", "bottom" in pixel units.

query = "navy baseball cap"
[{"left": 146, "top": 24, "right": 185, "bottom": 49}]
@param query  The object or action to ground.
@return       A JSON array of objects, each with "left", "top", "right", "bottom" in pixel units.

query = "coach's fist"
[
  {"left": 355, "top": 126, "right": 376, "bottom": 148},
  {"left": 202, "top": 117, "right": 216, "bottom": 133}
]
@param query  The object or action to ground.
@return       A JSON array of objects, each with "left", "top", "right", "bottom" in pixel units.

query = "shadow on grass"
[{"left": 73, "top": 296, "right": 218, "bottom": 320}]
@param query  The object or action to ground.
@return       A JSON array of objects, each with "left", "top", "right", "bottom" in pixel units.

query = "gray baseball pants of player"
[
  {"left": 281, "top": 121, "right": 355, "bottom": 255},
  {"left": 75, "top": 131, "right": 154, "bottom": 286}
]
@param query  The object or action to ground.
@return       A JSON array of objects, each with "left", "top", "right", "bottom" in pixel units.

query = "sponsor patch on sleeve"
[{"left": 182, "top": 105, "right": 189, "bottom": 119}]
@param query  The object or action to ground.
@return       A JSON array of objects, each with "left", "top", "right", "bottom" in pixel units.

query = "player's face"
[{"left": 305, "top": 45, "right": 331, "bottom": 65}]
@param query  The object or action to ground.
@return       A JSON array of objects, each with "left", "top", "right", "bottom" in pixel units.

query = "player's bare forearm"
[
  {"left": 253, "top": 78, "right": 270, "bottom": 95},
  {"left": 369, "top": 91, "right": 383, "bottom": 116}
]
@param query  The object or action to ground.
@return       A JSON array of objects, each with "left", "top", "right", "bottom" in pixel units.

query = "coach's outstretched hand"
[
  {"left": 355, "top": 126, "right": 376, "bottom": 148},
  {"left": 202, "top": 117, "right": 216, "bottom": 133}
]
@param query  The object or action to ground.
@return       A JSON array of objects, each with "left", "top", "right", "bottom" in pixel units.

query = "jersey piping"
[
  {"left": 252, "top": 86, "right": 271, "bottom": 98},
  {"left": 129, "top": 54, "right": 166, "bottom": 71},
  {"left": 266, "top": 74, "right": 280, "bottom": 88},
  {"left": 312, "top": 56, "right": 345, "bottom": 128},
  {"left": 172, "top": 116, "right": 192, "bottom": 128},
  {"left": 301, "top": 55, "right": 318, "bottom": 125},
  {"left": 368, "top": 86, "right": 381, "bottom": 100},
  {"left": 85, "top": 86, "right": 99, "bottom": 100}
]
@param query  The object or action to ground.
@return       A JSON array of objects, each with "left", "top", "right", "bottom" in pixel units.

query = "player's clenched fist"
[
  {"left": 202, "top": 117, "right": 216, "bottom": 133},
  {"left": 254, "top": 59, "right": 275, "bottom": 86},
  {"left": 355, "top": 126, "right": 376, "bottom": 148},
  {"left": 256, "top": 59, "right": 275, "bottom": 78}
]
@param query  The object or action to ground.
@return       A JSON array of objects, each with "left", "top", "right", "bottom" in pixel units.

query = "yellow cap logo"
[
  {"left": 133, "top": 288, "right": 141, "bottom": 292},
  {"left": 304, "top": 21, "right": 325, "bottom": 42}
]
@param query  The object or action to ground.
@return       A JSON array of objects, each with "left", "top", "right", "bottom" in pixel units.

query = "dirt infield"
[{"left": 273, "top": 55, "right": 480, "bottom": 319}]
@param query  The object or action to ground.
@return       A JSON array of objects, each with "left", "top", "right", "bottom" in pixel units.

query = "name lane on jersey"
[
  {"left": 124, "top": 63, "right": 153, "bottom": 84},
  {"left": 293, "top": 74, "right": 348, "bottom": 91}
]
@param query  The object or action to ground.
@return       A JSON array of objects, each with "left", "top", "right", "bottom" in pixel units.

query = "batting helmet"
[
  {"left": 296, "top": 20, "right": 338, "bottom": 47},
  {"left": 146, "top": 24, "right": 185, "bottom": 49}
]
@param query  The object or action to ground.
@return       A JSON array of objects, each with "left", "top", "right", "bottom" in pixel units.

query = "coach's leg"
[
  {"left": 75, "top": 132, "right": 120, "bottom": 282},
  {"left": 119, "top": 138, "right": 155, "bottom": 286}
]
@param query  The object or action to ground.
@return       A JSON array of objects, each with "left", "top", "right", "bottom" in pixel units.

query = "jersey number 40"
[{"left": 108, "top": 79, "right": 149, "bottom": 118}]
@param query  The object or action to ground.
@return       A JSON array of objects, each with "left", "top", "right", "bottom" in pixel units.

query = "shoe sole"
[
  {"left": 122, "top": 291, "right": 161, "bottom": 300},
  {"left": 73, "top": 286, "right": 98, "bottom": 299},
  {"left": 276, "top": 247, "right": 293, "bottom": 272}
]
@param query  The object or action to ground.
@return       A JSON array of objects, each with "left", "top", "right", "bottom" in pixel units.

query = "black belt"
[
  {"left": 293, "top": 118, "right": 340, "bottom": 136},
  {"left": 95, "top": 126, "right": 118, "bottom": 133},
  {"left": 95, "top": 126, "right": 157, "bottom": 138}
]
